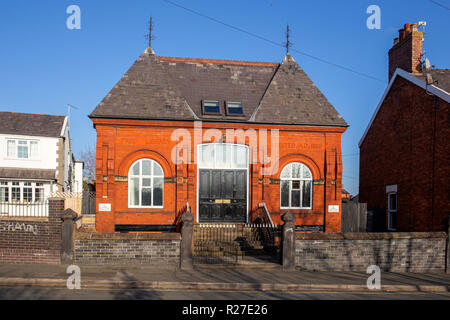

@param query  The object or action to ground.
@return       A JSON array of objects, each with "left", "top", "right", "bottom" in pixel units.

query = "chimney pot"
[
  {"left": 404, "top": 23, "right": 412, "bottom": 33},
  {"left": 399, "top": 29, "right": 406, "bottom": 41},
  {"left": 389, "top": 22, "right": 424, "bottom": 81}
]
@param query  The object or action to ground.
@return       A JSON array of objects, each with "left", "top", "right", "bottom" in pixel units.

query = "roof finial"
[
  {"left": 284, "top": 24, "right": 292, "bottom": 55},
  {"left": 145, "top": 16, "right": 155, "bottom": 48}
]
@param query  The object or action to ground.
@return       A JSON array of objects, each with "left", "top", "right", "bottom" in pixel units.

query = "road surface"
[{"left": 1, "top": 287, "right": 449, "bottom": 300}]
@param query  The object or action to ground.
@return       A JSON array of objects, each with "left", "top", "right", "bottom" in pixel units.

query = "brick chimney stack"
[{"left": 388, "top": 23, "right": 424, "bottom": 81}]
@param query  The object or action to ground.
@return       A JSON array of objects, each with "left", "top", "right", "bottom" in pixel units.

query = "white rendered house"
[{"left": 0, "top": 111, "right": 83, "bottom": 216}]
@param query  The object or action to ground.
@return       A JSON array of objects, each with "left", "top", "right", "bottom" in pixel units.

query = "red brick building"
[
  {"left": 90, "top": 47, "right": 348, "bottom": 233},
  {"left": 359, "top": 23, "right": 450, "bottom": 232}
]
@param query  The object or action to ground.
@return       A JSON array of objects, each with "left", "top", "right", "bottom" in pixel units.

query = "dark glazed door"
[{"left": 199, "top": 170, "right": 247, "bottom": 222}]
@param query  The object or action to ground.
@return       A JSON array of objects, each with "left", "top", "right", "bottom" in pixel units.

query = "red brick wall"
[
  {"left": 0, "top": 199, "right": 63, "bottom": 264},
  {"left": 388, "top": 29, "right": 423, "bottom": 81},
  {"left": 92, "top": 119, "right": 346, "bottom": 233},
  {"left": 360, "top": 77, "right": 450, "bottom": 231}
]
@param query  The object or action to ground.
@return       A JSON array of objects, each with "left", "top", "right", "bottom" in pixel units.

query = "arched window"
[
  {"left": 128, "top": 159, "right": 164, "bottom": 208},
  {"left": 280, "top": 162, "right": 313, "bottom": 209}
]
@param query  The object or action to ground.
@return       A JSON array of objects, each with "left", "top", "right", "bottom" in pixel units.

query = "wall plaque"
[
  {"left": 328, "top": 205, "right": 340, "bottom": 213},
  {"left": 99, "top": 204, "right": 112, "bottom": 212}
]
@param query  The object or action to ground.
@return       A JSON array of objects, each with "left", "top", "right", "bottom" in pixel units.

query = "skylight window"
[
  {"left": 226, "top": 102, "right": 244, "bottom": 115},
  {"left": 202, "top": 100, "right": 221, "bottom": 115}
]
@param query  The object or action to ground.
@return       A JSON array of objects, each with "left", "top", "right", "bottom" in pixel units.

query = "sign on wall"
[
  {"left": 328, "top": 205, "right": 340, "bottom": 213},
  {"left": 99, "top": 204, "right": 112, "bottom": 212}
]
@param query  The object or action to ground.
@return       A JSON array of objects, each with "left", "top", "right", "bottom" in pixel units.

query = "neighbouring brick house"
[
  {"left": 90, "top": 46, "right": 348, "bottom": 233},
  {"left": 359, "top": 23, "right": 450, "bottom": 232}
]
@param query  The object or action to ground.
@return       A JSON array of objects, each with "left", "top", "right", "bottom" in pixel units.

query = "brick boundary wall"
[
  {"left": 74, "top": 231, "right": 181, "bottom": 266},
  {"left": 0, "top": 199, "right": 64, "bottom": 265},
  {"left": 296, "top": 232, "right": 447, "bottom": 273}
]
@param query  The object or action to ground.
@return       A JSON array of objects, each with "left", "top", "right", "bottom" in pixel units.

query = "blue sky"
[{"left": 0, "top": 0, "right": 449, "bottom": 195}]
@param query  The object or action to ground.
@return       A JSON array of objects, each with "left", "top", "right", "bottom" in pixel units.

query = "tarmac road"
[{"left": 1, "top": 286, "right": 449, "bottom": 300}]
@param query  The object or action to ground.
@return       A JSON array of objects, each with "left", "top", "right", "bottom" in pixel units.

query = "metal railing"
[
  {"left": 0, "top": 201, "right": 49, "bottom": 217},
  {"left": 256, "top": 202, "right": 275, "bottom": 226},
  {"left": 194, "top": 223, "right": 240, "bottom": 265},
  {"left": 174, "top": 202, "right": 190, "bottom": 232},
  {"left": 82, "top": 191, "right": 96, "bottom": 215},
  {"left": 193, "top": 223, "right": 281, "bottom": 265}
]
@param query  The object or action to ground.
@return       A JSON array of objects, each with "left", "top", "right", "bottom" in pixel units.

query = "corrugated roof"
[{"left": 0, "top": 112, "right": 66, "bottom": 137}]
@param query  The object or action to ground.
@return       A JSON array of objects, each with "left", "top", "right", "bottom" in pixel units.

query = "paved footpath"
[{"left": 0, "top": 264, "right": 449, "bottom": 293}]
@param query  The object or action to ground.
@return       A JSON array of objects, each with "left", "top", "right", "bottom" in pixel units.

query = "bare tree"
[{"left": 78, "top": 144, "right": 96, "bottom": 185}]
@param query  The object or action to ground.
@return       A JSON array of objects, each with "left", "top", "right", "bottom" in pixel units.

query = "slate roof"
[
  {"left": 414, "top": 69, "right": 450, "bottom": 93},
  {"left": 0, "top": 112, "right": 66, "bottom": 138},
  {"left": 251, "top": 54, "right": 347, "bottom": 126},
  {"left": 0, "top": 168, "right": 56, "bottom": 181},
  {"left": 90, "top": 47, "right": 348, "bottom": 127}
]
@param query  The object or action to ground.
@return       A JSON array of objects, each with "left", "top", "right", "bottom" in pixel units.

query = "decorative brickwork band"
[
  {"left": 164, "top": 177, "right": 177, "bottom": 183},
  {"left": 114, "top": 176, "right": 128, "bottom": 182},
  {"left": 269, "top": 178, "right": 280, "bottom": 185}
]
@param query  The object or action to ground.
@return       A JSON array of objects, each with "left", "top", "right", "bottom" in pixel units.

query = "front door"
[{"left": 199, "top": 170, "right": 247, "bottom": 222}]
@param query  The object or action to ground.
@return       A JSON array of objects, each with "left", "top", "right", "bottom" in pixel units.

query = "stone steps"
[
  {"left": 194, "top": 239, "right": 279, "bottom": 258},
  {"left": 193, "top": 224, "right": 281, "bottom": 267},
  {"left": 194, "top": 255, "right": 282, "bottom": 269},
  {"left": 193, "top": 249, "right": 276, "bottom": 257},
  {"left": 194, "top": 240, "right": 268, "bottom": 247}
]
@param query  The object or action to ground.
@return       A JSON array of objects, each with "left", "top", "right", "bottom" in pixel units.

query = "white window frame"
[
  {"left": 6, "top": 139, "right": 39, "bottom": 160},
  {"left": 280, "top": 162, "right": 313, "bottom": 210},
  {"left": 0, "top": 181, "right": 46, "bottom": 203},
  {"left": 0, "top": 182, "right": 8, "bottom": 202},
  {"left": 196, "top": 143, "right": 250, "bottom": 223},
  {"left": 128, "top": 159, "right": 164, "bottom": 209},
  {"left": 387, "top": 192, "right": 398, "bottom": 231}
]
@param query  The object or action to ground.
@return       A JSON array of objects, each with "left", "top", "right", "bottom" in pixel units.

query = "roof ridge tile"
[{"left": 158, "top": 56, "right": 279, "bottom": 67}]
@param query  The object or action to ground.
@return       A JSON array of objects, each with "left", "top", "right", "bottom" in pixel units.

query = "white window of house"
[
  {"left": 34, "top": 183, "right": 44, "bottom": 202},
  {"left": 11, "top": 182, "right": 20, "bottom": 202},
  {"left": 6, "top": 139, "right": 39, "bottom": 159},
  {"left": 128, "top": 159, "right": 164, "bottom": 208},
  {"left": 7, "top": 140, "right": 16, "bottom": 157},
  {"left": 388, "top": 192, "right": 398, "bottom": 231},
  {"left": 280, "top": 162, "right": 313, "bottom": 209},
  {"left": 17, "top": 141, "right": 29, "bottom": 158},
  {"left": 0, "top": 182, "right": 8, "bottom": 202},
  {"left": 0, "top": 182, "right": 47, "bottom": 203},
  {"left": 30, "top": 141, "right": 39, "bottom": 158},
  {"left": 23, "top": 182, "right": 33, "bottom": 203}
]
